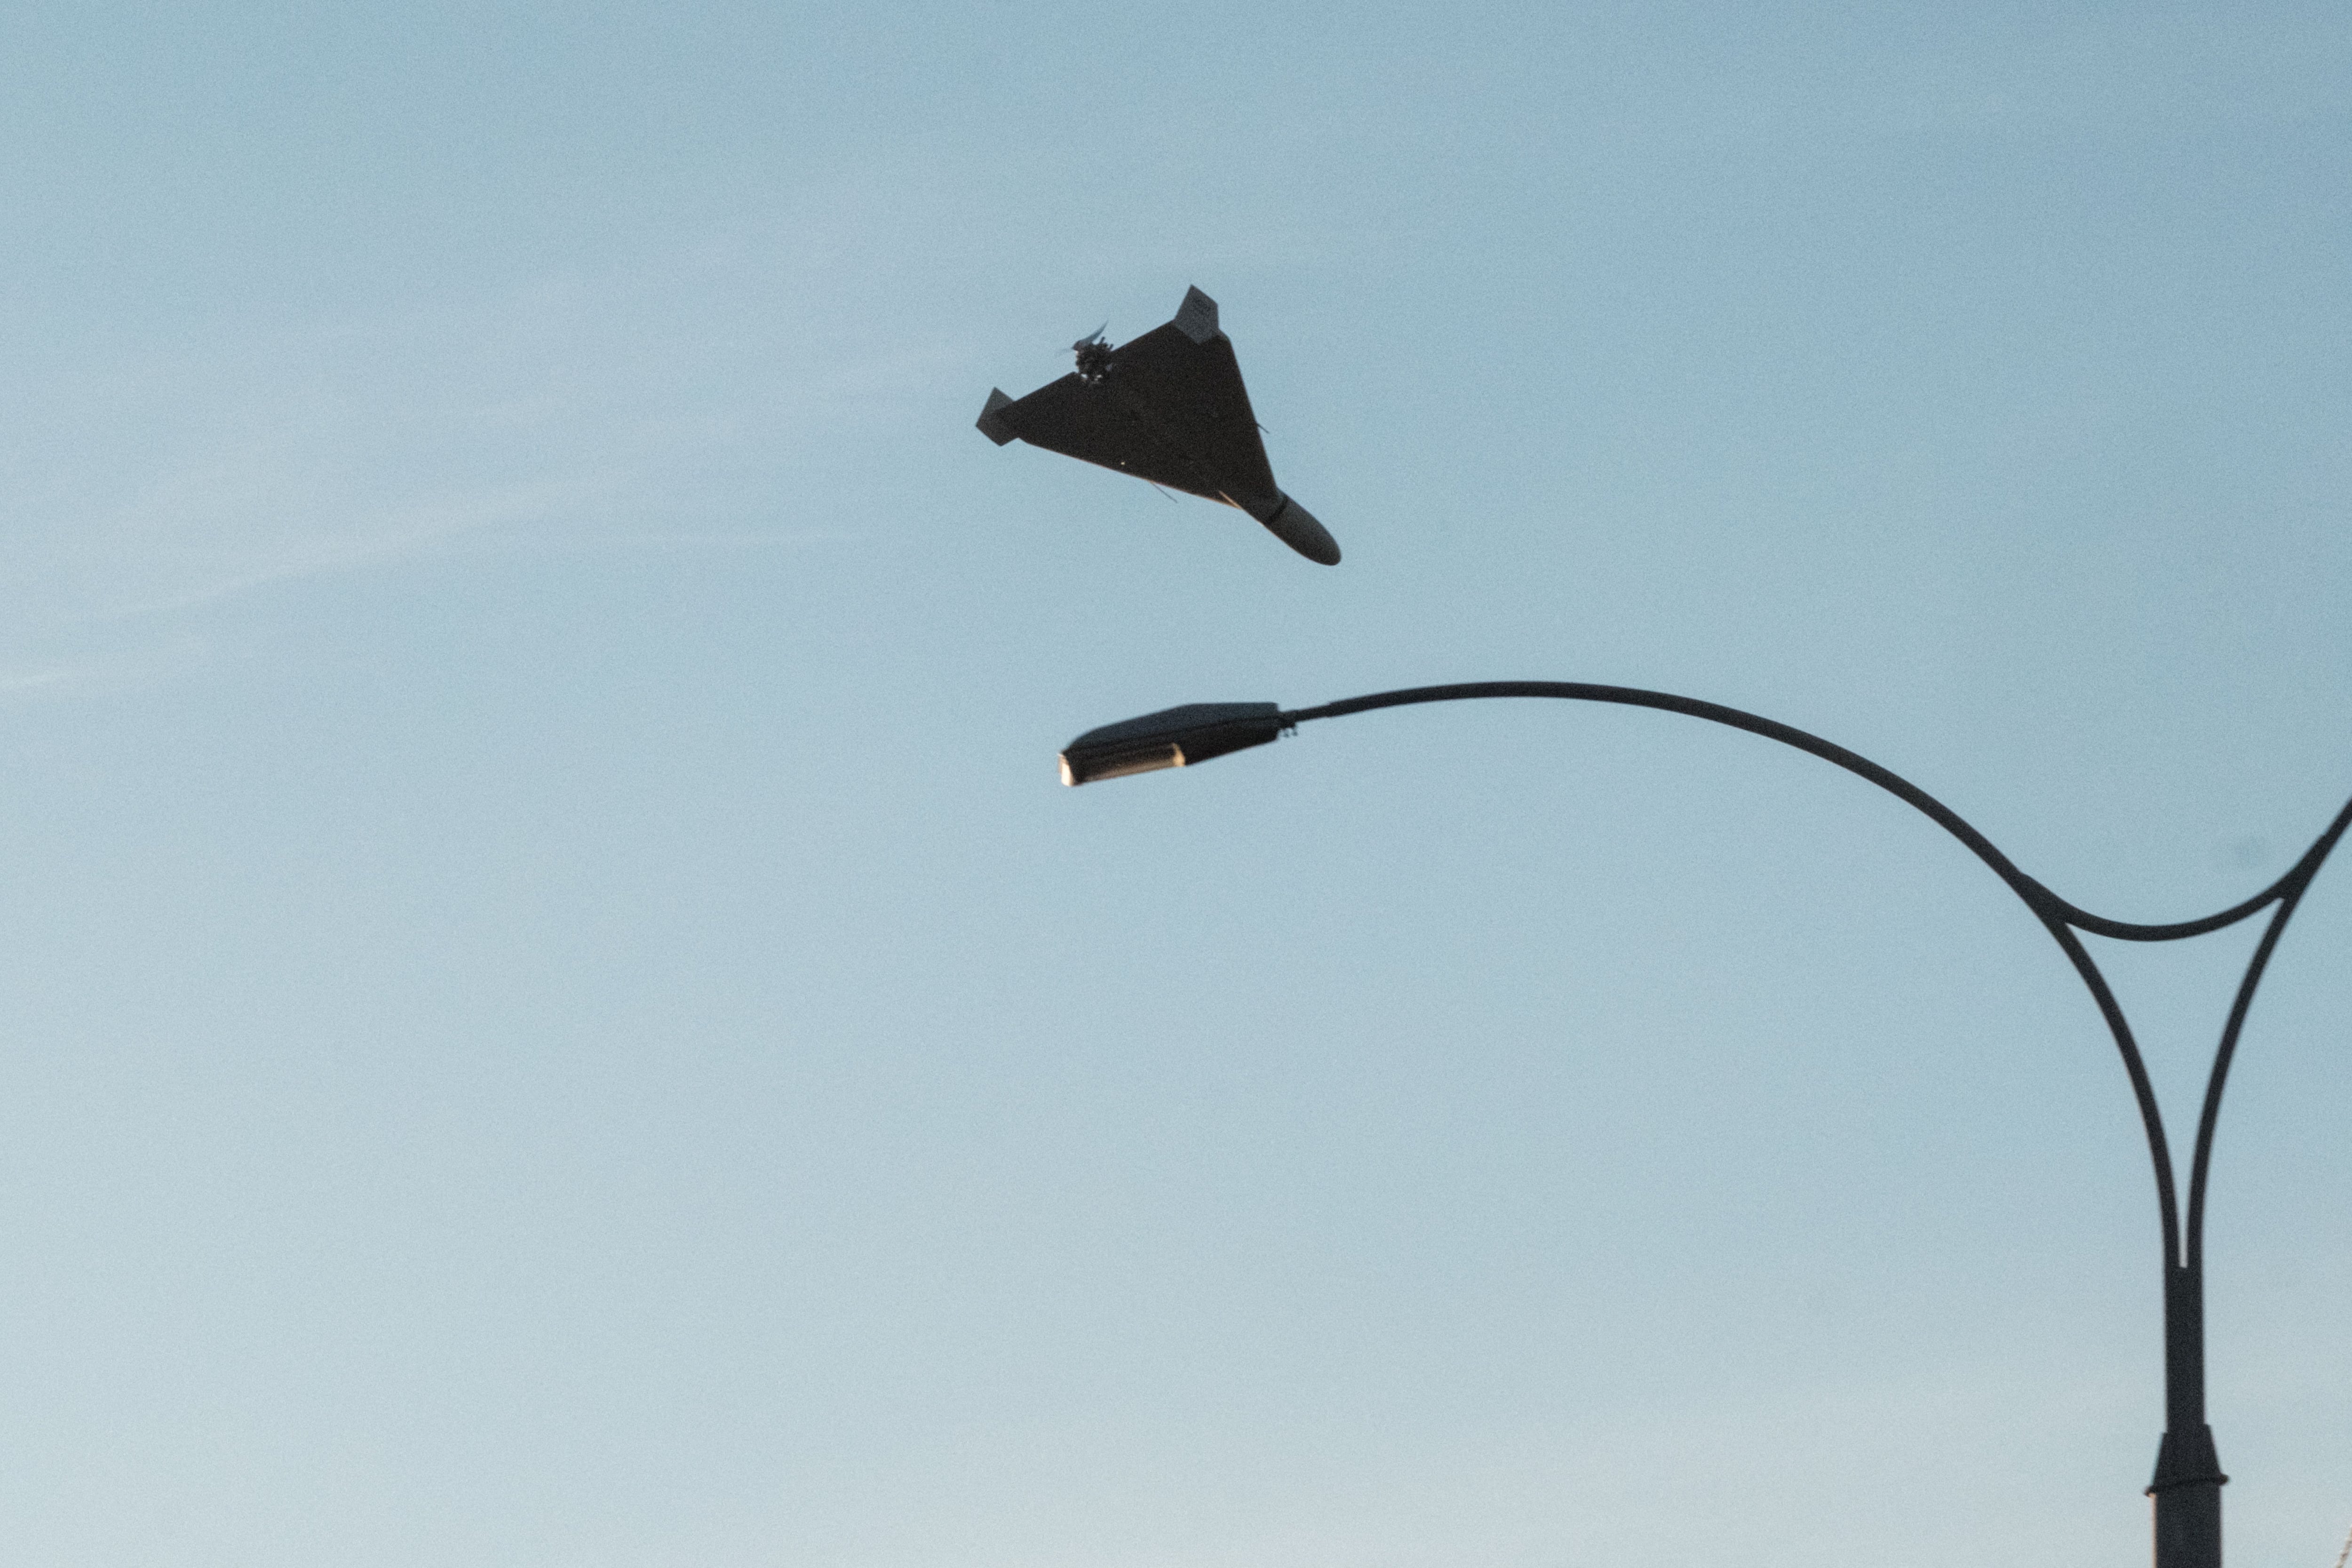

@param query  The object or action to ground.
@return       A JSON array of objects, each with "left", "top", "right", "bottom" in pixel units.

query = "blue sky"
[{"left": 3, "top": 5, "right": 2348, "bottom": 1565}]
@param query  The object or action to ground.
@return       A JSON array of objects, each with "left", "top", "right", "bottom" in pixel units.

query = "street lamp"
[
  {"left": 1060, "top": 680, "right": 2352, "bottom": 1568},
  {"left": 1057, "top": 702, "right": 1286, "bottom": 786}
]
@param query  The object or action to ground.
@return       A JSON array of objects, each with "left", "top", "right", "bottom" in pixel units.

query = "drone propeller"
[{"left": 1070, "top": 322, "right": 1108, "bottom": 352}]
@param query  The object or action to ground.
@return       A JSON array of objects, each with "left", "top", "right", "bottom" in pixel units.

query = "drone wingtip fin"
[
  {"left": 1175, "top": 287, "right": 1220, "bottom": 343},
  {"left": 976, "top": 387, "right": 1017, "bottom": 446}
]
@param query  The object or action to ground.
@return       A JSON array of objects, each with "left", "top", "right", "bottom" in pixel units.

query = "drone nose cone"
[{"left": 1250, "top": 491, "right": 1341, "bottom": 565}]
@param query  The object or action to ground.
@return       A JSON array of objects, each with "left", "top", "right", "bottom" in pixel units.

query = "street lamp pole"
[{"left": 1059, "top": 681, "right": 2352, "bottom": 1568}]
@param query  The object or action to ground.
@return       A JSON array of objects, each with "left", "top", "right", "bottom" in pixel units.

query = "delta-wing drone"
[{"left": 977, "top": 287, "right": 1341, "bottom": 565}]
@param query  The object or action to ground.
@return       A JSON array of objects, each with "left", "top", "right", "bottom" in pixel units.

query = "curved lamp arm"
[
  {"left": 1064, "top": 680, "right": 2352, "bottom": 1267},
  {"left": 1287, "top": 683, "right": 2350, "bottom": 939}
]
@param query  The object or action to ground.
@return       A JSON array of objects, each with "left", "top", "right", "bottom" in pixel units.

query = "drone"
[{"left": 977, "top": 287, "right": 1340, "bottom": 565}]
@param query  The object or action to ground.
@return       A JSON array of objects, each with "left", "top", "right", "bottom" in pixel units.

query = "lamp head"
[{"left": 1059, "top": 702, "right": 1286, "bottom": 786}]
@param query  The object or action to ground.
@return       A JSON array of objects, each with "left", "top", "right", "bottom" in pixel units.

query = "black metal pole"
[
  {"left": 1256, "top": 683, "right": 2352, "bottom": 1567},
  {"left": 2151, "top": 1258, "right": 2224, "bottom": 1567}
]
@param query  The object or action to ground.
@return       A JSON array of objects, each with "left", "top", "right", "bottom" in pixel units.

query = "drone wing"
[
  {"left": 1097, "top": 319, "right": 1279, "bottom": 505},
  {"left": 982, "top": 369, "right": 1228, "bottom": 501}
]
